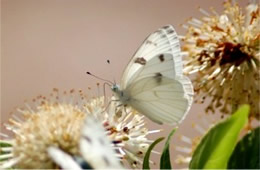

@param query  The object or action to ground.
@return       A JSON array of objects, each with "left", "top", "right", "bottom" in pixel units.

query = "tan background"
[{"left": 1, "top": 0, "right": 247, "bottom": 168}]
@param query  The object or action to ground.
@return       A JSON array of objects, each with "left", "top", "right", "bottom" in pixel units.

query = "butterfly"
[
  {"left": 48, "top": 117, "right": 123, "bottom": 169},
  {"left": 111, "top": 25, "right": 193, "bottom": 125}
]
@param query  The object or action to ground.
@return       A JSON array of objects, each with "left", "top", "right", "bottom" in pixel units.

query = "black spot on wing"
[
  {"left": 167, "top": 29, "right": 174, "bottom": 34},
  {"left": 162, "top": 26, "right": 175, "bottom": 34},
  {"left": 154, "top": 73, "right": 162, "bottom": 83},
  {"left": 134, "top": 57, "right": 146, "bottom": 65},
  {"left": 159, "top": 54, "right": 165, "bottom": 62},
  {"left": 146, "top": 40, "right": 157, "bottom": 46},
  {"left": 155, "top": 30, "right": 166, "bottom": 38},
  {"left": 160, "top": 34, "right": 167, "bottom": 38},
  {"left": 162, "top": 25, "right": 171, "bottom": 29},
  {"left": 155, "top": 73, "right": 162, "bottom": 77}
]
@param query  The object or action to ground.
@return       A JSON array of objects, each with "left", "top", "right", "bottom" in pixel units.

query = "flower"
[
  {"left": 48, "top": 116, "right": 124, "bottom": 169},
  {"left": 181, "top": 0, "right": 260, "bottom": 119},
  {"left": 84, "top": 96, "right": 159, "bottom": 168},
  {"left": 0, "top": 88, "right": 158, "bottom": 169}
]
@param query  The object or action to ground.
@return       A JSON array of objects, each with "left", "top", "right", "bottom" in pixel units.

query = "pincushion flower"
[
  {"left": 0, "top": 88, "right": 158, "bottom": 169},
  {"left": 182, "top": 0, "right": 260, "bottom": 119}
]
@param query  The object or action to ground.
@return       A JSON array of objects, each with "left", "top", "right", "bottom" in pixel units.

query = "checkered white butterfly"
[
  {"left": 111, "top": 25, "right": 193, "bottom": 125},
  {"left": 48, "top": 117, "right": 123, "bottom": 169}
]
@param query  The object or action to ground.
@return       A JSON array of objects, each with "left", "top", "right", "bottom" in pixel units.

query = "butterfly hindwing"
[
  {"left": 126, "top": 76, "right": 190, "bottom": 125},
  {"left": 175, "top": 76, "right": 194, "bottom": 110}
]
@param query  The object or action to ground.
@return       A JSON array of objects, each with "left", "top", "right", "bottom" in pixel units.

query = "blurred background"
[{"left": 1, "top": 0, "right": 247, "bottom": 168}]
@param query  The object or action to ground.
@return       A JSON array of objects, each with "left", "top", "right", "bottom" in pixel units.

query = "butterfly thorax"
[{"left": 111, "top": 84, "right": 130, "bottom": 104}]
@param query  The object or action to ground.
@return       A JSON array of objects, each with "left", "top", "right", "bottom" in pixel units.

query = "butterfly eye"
[{"left": 111, "top": 85, "right": 119, "bottom": 92}]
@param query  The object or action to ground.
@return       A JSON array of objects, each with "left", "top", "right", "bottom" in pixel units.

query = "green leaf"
[
  {"left": 189, "top": 105, "right": 250, "bottom": 169},
  {"left": 228, "top": 126, "right": 260, "bottom": 169},
  {"left": 143, "top": 137, "right": 164, "bottom": 170},
  {"left": 160, "top": 128, "right": 176, "bottom": 169}
]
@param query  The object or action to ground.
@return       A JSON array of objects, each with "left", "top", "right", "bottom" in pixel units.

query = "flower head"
[
  {"left": 48, "top": 116, "right": 124, "bottom": 169},
  {"left": 182, "top": 0, "right": 260, "bottom": 118},
  {"left": 84, "top": 97, "right": 158, "bottom": 168},
  {"left": 0, "top": 88, "right": 157, "bottom": 169}
]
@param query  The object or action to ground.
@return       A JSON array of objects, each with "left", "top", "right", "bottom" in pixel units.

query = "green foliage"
[
  {"left": 160, "top": 128, "right": 176, "bottom": 169},
  {"left": 228, "top": 126, "right": 260, "bottom": 169},
  {"left": 189, "top": 105, "right": 250, "bottom": 169},
  {"left": 0, "top": 142, "right": 12, "bottom": 148},
  {"left": 143, "top": 137, "right": 164, "bottom": 169},
  {"left": 0, "top": 141, "right": 12, "bottom": 162}
]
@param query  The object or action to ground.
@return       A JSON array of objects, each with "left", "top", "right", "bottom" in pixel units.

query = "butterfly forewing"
[
  {"left": 121, "top": 25, "right": 183, "bottom": 89},
  {"left": 125, "top": 53, "right": 177, "bottom": 86}
]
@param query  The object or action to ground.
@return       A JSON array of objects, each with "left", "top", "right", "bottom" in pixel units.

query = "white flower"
[
  {"left": 48, "top": 116, "right": 124, "bottom": 169},
  {"left": 0, "top": 88, "right": 159, "bottom": 169}
]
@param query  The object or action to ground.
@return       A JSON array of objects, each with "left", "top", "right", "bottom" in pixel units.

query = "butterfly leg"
[
  {"left": 114, "top": 103, "right": 130, "bottom": 115},
  {"left": 102, "top": 99, "right": 120, "bottom": 113},
  {"left": 102, "top": 82, "right": 114, "bottom": 104}
]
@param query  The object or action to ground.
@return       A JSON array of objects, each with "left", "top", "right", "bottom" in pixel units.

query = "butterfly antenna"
[
  {"left": 106, "top": 59, "right": 117, "bottom": 84},
  {"left": 86, "top": 72, "right": 113, "bottom": 85}
]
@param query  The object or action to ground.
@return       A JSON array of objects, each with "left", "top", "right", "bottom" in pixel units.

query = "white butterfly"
[
  {"left": 111, "top": 25, "right": 193, "bottom": 125},
  {"left": 48, "top": 117, "right": 123, "bottom": 169}
]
